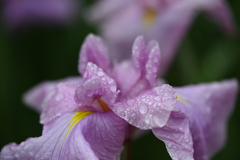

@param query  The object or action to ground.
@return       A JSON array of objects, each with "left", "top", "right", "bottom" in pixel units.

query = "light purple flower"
[
  {"left": 88, "top": 0, "right": 235, "bottom": 75},
  {"left": 2, "top": 0, "right": 79, "bottom": 30},
  {"left": 1, "top": 34, "right": 238, "bottom": 160}
]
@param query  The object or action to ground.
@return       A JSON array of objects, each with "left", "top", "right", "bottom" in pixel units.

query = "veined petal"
[
  {"left": 112, "top": 84, "right": 176, "bottom": 130},
  {"left": 152, "top": 79, "right": 238, "bottom": 160},
  {"left": 23, "top": 77, "right": 81, "bottom": 113},
  {"left": 79, "top": 111, "right": 125, "bottom": 160},
  {"left": 1, "top": 111, "right": 125, "bottom": 160},
  {"left": 174, "top": 79, "right": 238, "bottom": 159},
  {"left": 152, "top": 102, "right": 194, "bottom": 160},
  {"left": 40, "top": 78, "right": 81, "bottom": 124},
  {"left": 75, "top": 62, "right": 119, "bottom": 107},
  {"left": 78, "top": 34, "right": 110, "bottom": 75},
  {"left": 0, "top": 112, "right": 98, "bottom": 160}
]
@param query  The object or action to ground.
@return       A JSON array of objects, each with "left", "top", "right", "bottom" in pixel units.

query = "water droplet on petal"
[
  {"left": 139, "top": 104, "right": 148, "bottom": 114},
  {"left": 145, "top": 118, "right": 150, "bottom": 124},
  {"left": 152, "top": 113, "right": 168, "bottom": 127},
  {"left": 110, "top": 85, "right": 116, "bottom": 92}
]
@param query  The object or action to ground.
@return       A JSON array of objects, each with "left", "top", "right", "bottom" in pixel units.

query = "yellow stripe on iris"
[{"left": 65, "top": 111, "right": 93, "bottom": 138}]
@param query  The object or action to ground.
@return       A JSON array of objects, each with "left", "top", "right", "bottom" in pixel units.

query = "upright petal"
[
  {"left": 112, "top": 60, "right": 140, "bottom": 99},
  {"left": 75, "top": 63, "right": 119, "bottom": 107},
  {"left": 1, "top": 111, "right": 125, "bottom": 160},
  {"left": 145, "top": 40, "right": 161, "bottom": 87},
  {"left": 152, "top": 102, "right": 194, "bottom": 160},
  {"left": 132, "top": 35, "right": 147, "bottom": 72},
  {"left": 112, "top": 84, "right": 176, "bottom": 130},
  {"left": 78, "top": 34, "right": 110, "bottom": 75}
]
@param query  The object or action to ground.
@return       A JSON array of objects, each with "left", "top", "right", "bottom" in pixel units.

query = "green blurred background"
[{"left": 0, "top": 0, "right": 239, "bottom": 159}]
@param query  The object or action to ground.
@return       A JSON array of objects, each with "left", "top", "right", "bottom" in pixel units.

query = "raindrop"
[
  {"left": 139, "top": 104, "right": 148, "bottom": 114},
  {"left": 152, "top": 113, "right": 168, "bottom": 127}
]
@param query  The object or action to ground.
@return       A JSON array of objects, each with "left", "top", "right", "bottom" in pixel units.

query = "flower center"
[{"left": 97, "top": 99, "right": 110, "bottom": 112}]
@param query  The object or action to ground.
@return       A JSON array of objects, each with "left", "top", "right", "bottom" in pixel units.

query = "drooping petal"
[
  {"left": 40, "top": 77, "right": 81, "bottom": 124},
  {"left": 112, "top": 84, "right": 176, "bottom": 130},
  {"left": 152, "top": 102, "right": 194, "bottom": 160},
  {"left": 79, "top": 111, "right": 125, "bottom": 160},
  {"left": 78, "top": 34, "right": 110, "bottom": 75},
  {"left": 174, "top": 79, "right": 238, "bottom": 159},
  {"left": 75, "top": 62, "right": 119, "bottom": 107},
  {"left": 23, "top": 77, "right": 81, "bottom": 113},
  {"left": 151, "top": 79, "right": 238, "bottom": 160},
  {"left": 1, "top": 111, "right": 125, "bottom": 160}
]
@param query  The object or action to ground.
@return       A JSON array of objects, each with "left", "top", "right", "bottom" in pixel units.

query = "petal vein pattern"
[{"left": 0, "top": 113, "right": 98, "bottom": 160}]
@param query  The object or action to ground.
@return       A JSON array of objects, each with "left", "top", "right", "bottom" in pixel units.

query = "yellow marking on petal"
[
  {"left": 143, "top": 8, "right": 157, "bottom": 28},
  {"left": 59, "top": 111, "right": 93, "bottom": 160},
  {"left": 176, "top": 95, "right": 190, "bottom": 107},
  {"left": 65, "top": 111, "right": 93, "bottom": 138},
  {"left": 97, "top": 99, "right": 110, "bottom": 112}
]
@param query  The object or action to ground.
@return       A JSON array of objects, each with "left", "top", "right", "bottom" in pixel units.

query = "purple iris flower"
[
  {"left": 88, "top": 0, "right": 235, "bottom": 75},
  {"left": 0, "top": 34, "right": 238, "bottom": 160},
  {"left": 2, "top": 0, "right": 79, "bottom": 30}
]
